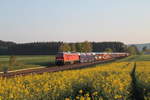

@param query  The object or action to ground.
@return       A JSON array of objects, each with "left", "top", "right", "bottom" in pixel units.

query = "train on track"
[{"left": 55, "top": 52, "right": 129, "bottom": 65}]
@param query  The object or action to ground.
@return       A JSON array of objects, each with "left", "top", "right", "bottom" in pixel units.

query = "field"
[
  {"left": 0, "top": 55, "right": 150, "bottom": 100},
  {"left": 0, "top": 55, "right": 55, "bottom": 72}
]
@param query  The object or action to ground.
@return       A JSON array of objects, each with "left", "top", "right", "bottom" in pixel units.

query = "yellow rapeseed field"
[
  {"left": 0, "top": 62, "right": 134, "bottom": 100},
  {"left": 136, "top": 61, "right": 150, "bottom": 84}
]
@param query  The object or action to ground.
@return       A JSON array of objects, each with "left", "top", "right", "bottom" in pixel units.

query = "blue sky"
[{"left": 0, "top": 0, "right": 150, "bottom": 44}]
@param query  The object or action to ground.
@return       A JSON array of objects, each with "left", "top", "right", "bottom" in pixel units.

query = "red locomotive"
[{"left": 56, "top": 52, "right": 79, "bottom": 65}]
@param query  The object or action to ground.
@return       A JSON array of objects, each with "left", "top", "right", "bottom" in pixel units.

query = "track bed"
[{"left": 0, "top": 59, "right": 114, "bottom": 78}]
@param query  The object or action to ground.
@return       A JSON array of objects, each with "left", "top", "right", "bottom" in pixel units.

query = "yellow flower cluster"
[
  {"left": 136, "top": 61, "right": 150, "bottom": 99},
  {"left": 0, "top": 62, "right": 133, "bottom": 100},
  {"left": 136, "top": 61, "right": 150, "bottom": 84}
]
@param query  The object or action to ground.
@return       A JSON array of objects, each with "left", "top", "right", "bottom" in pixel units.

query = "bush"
[
  {"left": 2, "top": 65, "right": 9, "bottom": 74},
  {"left": 9, "top": 56, "right": 17, "bottom": 66}
]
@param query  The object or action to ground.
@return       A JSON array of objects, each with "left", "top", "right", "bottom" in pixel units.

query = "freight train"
[{"left": 55, "top": 52, "right": 129, "bottom": 65}]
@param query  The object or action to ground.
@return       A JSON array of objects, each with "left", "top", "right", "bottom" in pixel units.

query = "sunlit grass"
[{"left": 0, "top": 55, "right": 55, "bottom": 72}]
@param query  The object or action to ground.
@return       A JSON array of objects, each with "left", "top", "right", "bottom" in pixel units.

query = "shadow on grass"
[{"left": 130, "top": 63, "right": 145, "bottom": 100}]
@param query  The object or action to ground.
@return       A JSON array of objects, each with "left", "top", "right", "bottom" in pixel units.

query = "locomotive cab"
[{"left": 55, "top": 52, "right": 64, "bottom": 65}]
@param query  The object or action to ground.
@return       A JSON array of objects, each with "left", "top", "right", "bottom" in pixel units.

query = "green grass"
[
  {"left": 0, "top": 55, "right": 55, "bottom": 72},
  {"left": 134, "top": 55, "right": 150, "bottom": 61},
  {"left": 118, "top": 55, "right": 150, "bottom": 62}
]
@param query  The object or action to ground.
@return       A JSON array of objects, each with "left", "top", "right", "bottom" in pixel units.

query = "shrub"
[
  {"left": 9, "top": 56, "right": 17, "bottom": 66},
  {"left": 2, "top": 65, "right": 9, "bottom": 74}
]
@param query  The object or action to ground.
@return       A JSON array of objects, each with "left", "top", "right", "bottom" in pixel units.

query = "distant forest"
[{"left": 0, "top": 40, "right": 127, "bottom": 55}]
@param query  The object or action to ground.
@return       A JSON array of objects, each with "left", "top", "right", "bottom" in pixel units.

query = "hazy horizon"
[{"left": 0, "top": 0, "right": 150, "bottom": 44}]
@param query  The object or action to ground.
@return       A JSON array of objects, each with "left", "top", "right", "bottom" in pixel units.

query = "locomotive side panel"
[{"left": 64, "top": 53, "right": 80, "bottom": 63}]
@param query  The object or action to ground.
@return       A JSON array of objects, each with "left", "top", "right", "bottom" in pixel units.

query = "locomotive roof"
[{"left": 57, "top": 52, "right": 129, "bottom": 55}]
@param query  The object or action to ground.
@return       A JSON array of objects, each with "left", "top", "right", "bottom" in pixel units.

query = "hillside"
[{"left": 129, "top": 43, "right": 150, "bottom": 51}]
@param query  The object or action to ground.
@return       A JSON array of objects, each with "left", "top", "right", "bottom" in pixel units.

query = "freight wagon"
[{"left": 80, "top": 53, "right": 95, "bottom": 63}]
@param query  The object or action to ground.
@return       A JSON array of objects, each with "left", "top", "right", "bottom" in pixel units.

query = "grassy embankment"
[{"left": 0, "top": 55, "right": 55, "bottom": 72}]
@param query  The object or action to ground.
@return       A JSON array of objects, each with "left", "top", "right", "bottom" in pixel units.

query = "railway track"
[{"left": 0, "top": 59, "right": 114, "bottom": 78}]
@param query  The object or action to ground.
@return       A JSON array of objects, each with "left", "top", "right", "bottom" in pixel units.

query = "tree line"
[
  {"left": 0, "top": 40, "right": 16, "bottom": 55},
  {"left": 0, "top": 40, "right": 139, "bottom": 55}
]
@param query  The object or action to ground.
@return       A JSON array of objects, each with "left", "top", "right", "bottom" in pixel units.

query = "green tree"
[
  {"left": 127, "top": 45, "right": 139, "bottom": 55},
  {"left": 59, "top": 43, "right": 71, "bottom": 52},
  {"left": 76, "top": 43, "right": 82, "bottom": 52},
  {"left": 142, "top": 46, "right": 147, "bottom": 52},
  {"left": 81, "top": 41, "right": 92, "bottom": 52},
  {"left": 70, "top": 43, "right": 76, "bottom": 52},
  {"left": 105, "top": 48, "right": 113, "bottom": 53}
]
